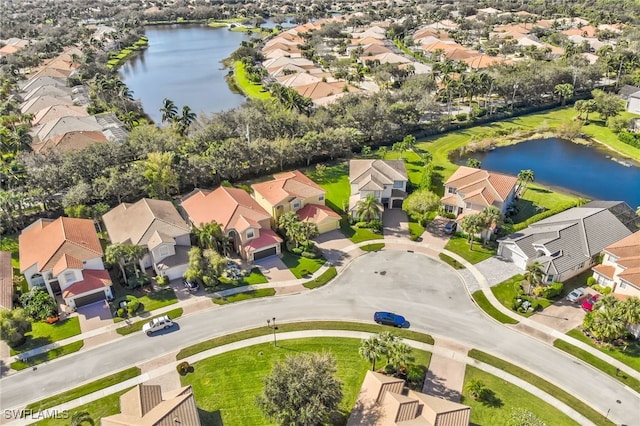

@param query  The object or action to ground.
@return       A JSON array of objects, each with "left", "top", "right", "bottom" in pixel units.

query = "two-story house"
[
  {"left": 348, "top": 159, "right": 408, "bottom": 218},
  {"left": 19, "top": 217, "right": 113, "bottom": 309},
  {"left": 181, "top": 186, "right": 282, "bottom": 262},
  {"left": 592, "top": 230, "right": 640, "bottom": 298},
  {"left": 251, "top": 170, "right": 341, "bottom": 234},
  {"left": 102, "top": 198, "right": 192, "bottom": 281},
  {"left": 440, "top": 166, "right": 518, "bottom": 217}
]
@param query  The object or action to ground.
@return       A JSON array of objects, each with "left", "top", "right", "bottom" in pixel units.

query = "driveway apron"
[
  {"left": 76, "top": 300, "right": 113, "bottom": 333},
  {"left": 254, "top": 256, "right": 296, "bottom": 282}
]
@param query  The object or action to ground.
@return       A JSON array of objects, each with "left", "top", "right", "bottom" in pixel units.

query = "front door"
[{"left": 50, "top": 280, "right": 62, "bottom": 295}]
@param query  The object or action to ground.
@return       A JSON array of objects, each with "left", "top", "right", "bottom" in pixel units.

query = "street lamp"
[{"left": 267, "top": 317, "right": 278, "bottom": 347}]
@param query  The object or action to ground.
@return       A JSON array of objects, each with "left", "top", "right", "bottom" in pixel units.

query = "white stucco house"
[{"left": 348, "top": 159, "right": 408, "bottom": 218}]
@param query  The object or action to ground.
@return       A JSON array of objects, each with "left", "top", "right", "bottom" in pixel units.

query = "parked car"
[
  {"left": 566, "top": 287, "right": 587, "bottom": 303},
  {"left": 444, "top": 221, "right": 457, "bottom": 234},
  {"left": 183, "top": 278, "right": 198, "bottom": 292},
  {"left": 581, "top": 294, "right": 601, "bottom": 312},
  {"left": 374, "top": 311, "right": 406, "bottom": 327},
  {"left": 142, "top": 315, "right": 174, "bottom": 336}
]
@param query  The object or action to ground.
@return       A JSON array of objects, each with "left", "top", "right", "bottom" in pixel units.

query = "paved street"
[{"left": 1, "top": 251, "right": 638, "bottom": 426}]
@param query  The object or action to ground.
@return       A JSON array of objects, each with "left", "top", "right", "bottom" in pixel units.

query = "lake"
[
  {"left": 119, "top": 24, "right": 250, "bottom": 124},
  {"left": 458, "top": 138, "right": 640, "bottom": 208}
]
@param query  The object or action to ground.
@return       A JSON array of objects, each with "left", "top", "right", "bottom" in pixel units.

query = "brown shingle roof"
[
  {"left": 19, "top": 217, "right": 103, "bottom": 274},
  {"left": 0, "top": 251, "right": 13, "bottom": 310},
  {"left": 252, "top": 170, "right": 324, "bottom": 206}
]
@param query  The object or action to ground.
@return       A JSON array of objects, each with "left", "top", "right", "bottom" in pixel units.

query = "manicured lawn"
[
  {"left": 444, "top": 235, "right": 495, "bottom": 264},
  {"left": 408, "top": 220, "right": 425, "bottom": 241},
  {"left": 340, "top": 218, "right": 383, "bottom": 243},
  {"left": 511, "top": 184, "right": 580, "bottom": 224},
  {"left": 137, "top": 287, "right": 178, "bottom": 312},
  {"left": 468, "top": 349, "right": 613, "bottom": 425},
  {"left": 177, "top": 321, "right": 434, "bottom": 360},
  {"left": 11, "top": 341, "right": 84, "bottom": 370},
  {"left": 305, "top": 163, "right": 350, "bottom": 213},
  {"left": 26, "top": 367, "right": 141, "bottom": 411},
  {"left": 566, "top": 328, "right": 640, "bottom": 373},
  {"left": 32, "top": 390, "right": 130, "bottom": 426},
  {"left": 234, "top": 61, "right": 271, "bottom": 100},
  {"left": 219, "top": 267, "right": 269, "bottom": 287},
  {"left": 213, "top": 288, "right": 276, "bottom": 305},
  {"left": 438, "top": 253, "right": 465, "bottom": 269},
  {"left": 303, "top": 266, "right": 337, "bottom": 289},
  {"left": 554, "top": 339, "right": 640, "bottom": 393},
  {"left": 0, "top": 234, "right": 20, "bottom": 268},
  {"left": 471, "top": 290, "right": 519, "bottom": 324},
  {"left": 462, "top": 366, "right": 579, "bottom": 426},
  {"left": 360, "top": 243, "right": 385, "bottom": 252},
  {"left": 280, "top": 251, "right": 326, "bottom": 278},
  {"left": 491, "top": 274, "right": 553, "bottom": 317},
  {"left": 181, "top": 337, "right": 432, "bottom": 426},
  {"left": 11, "top": 317, "right": 81, "bottom": 354},
  {"left": 116, "top": 308, "right": 183, "bottom": 336},
  {"left": 580, "top": 112, "right": 640, "bottom": 161},
  {"left": 383, "top": 149, "right": 424, "bottom": 187}
]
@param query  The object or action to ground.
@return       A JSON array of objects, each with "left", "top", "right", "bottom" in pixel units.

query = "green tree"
[
  {"left": 466, "top": 158, "right": 481, "bottom": 169},
  {"left": 464, "top": 379, "right": 486, "bottom": 401},
  {"left": 507, "top": 408, "right": 546, "bottom": 426},
  {"left": 257, "top": 353, "right": 343, "bottom": 426},
  {"left": 184, "top": 247, "right": 204, "bottom": 284},
  {"left": 69, "top": 411, "right": 94, "bottom": 426},
  {"left": 193, "top": 221, "right": 226, "bottom": 253},
  {"left": 402, "top": 189, "right": 440, "bottom": 226},
  {"left": 524, "top": 262, "right": 544, "bottom": 295},
  {"left": 592, "top": 89, "right": 625, "bottom": 121},
  {"left": 419, "top": 162, "right": 435, "bottom": 190},
  {"left": 554, "top": 83, "right": 574, "bottom": 106},
  {"left": 620, "top": 297, "right": 640, "bottom": 326},
  {"left": 355, "top": 194, "right": 382, "bottom": 223},
  {"left": 160, "top": 98, "right": 178, "bottom": 124},
  {"left": 0, "top": 308, "right": 31, "bottom": 347},
  {"left": 480, "top": 206, "right": 502, "bottom": 241},
  {"left": 460, "top": 214, "right": 484, "bottom": 250},
  {"left": 583, "top": 307, "right": 626, "bottom": 343},
  {"left": 359, "top": 335, "right": 382, "bottom": 370},
  {"left": 143, "top": 152, "right": 179, "bottom": 199},
  {"left": 19, "top": 287, "right": 57, "bottom": 320},
  {"left": 517, "top": 169, "right": 535, "bottom": 197},
  {"left": 202, "top": 248, "right": 226, "bottom": 289},
  {"left": 177, "top": 105, "right": 197, "bottom": 136},
  {"left": 105, "top": 243, "right": 128, "bottom": 280}
]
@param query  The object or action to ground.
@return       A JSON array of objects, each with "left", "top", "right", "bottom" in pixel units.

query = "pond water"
[
  {"left": 457, "top": 138, "right": 640, "bottom": 208},
  {"left": 119, "top": 24, "right": 251, "bottom": 124}
]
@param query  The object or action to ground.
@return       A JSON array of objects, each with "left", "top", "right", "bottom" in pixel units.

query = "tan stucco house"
[
  {"left": 592, "top": 230, "right": 640, "bottom": 298},
  {"left": 349, "top": 160, "right": 408, "bottom": 218},
  {"left": 251, "top": 170, "right": 341, "bottom": 234}
]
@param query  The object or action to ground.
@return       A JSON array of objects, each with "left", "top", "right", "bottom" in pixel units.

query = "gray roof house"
[
  {"left": 497, "top": 205, "right": 633, "bottom": 283},
  {"left": 349, "top": 159, "right": 408, "bottom": 215}
]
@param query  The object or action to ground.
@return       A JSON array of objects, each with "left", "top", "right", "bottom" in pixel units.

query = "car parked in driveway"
[
  {"left": 374, "top": 311, "right": 406, "bottom": 327},
  {"left": 444, "top": 221, "right": 457, "bottom": 234},
  {"left": 142, "top": 315, "right": 174, "bottom": 336},
  {"left": 183, "top": 278, "right": 198, "bottom": 292},
  {"left": 581, "top": 294, "right": 601, "bottom": 312},
  {"left": 566, "top": 287, "right": 587, "bottom": 303}
]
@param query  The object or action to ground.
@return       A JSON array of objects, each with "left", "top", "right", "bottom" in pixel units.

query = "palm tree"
[
  {"left": 480, "top": 206, "right": 502, "bottom": 242},
  {"left": 70, "top": 411, "right": 94, "bottom": 426},
  {"left": 524, "top": 262, "right": 544, "bottom": 295},
  {"left": 466, "top": 158, "right": 481, "bottom": 169},
  {"left": 194, "top": 221, "right": 226, "bottom": 253},
  {"left": 389, "top": 341, "right": 412, "bottom": 371},
  {"left": 359, "top": 336, "right": 382, "bottom": 371},
  {"left": 160, "top": 98, "right": 178, "bottom": 124},
  {"left": 177, "top": 105, "right": 197, "bottom": 136},
  {"left": 464, "top": 379, "right": 486, "bottom": 401},
  {"left": 105, "top": 243, "right": 129, "bottom": 281},
  {"left": 517, "top": 169, "right": 535, "bottom": 197},
  {"left": 554, "top": 83, "right": 574, "bottom": 106},
  {"left": 355, "top": 194, "right": 382, "bottom": 223},
  {"left": 461, "top": 214, "right": 484, "bottom": 250},
  {"left": 620, "top": 297, "right": 640, "bottom": 326}
]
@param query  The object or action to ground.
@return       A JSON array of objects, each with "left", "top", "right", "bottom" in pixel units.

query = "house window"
[
  {"left": 64, "top": 271, "right": 76, "bottom": 284},
  {"left": 247, "top": 230, "right": 255, "bottom": 239},
  {"left": 293, "top": 201, "right": 300, "bottom": 209},
  {"left": 546, "top": 274, "right": 554, "bottom": 283},
  {"left": 319, "top": 195, "right": 324, "bottom": 201},
  {"left": 447, "top": 187, "right": 456, "bottom": 194},
  {"left": 374, "top": 191, "right": 381, "bottom": 198},
  {"left": 159, "top": 246, "right": 169, "bottom": 257},
  {"left": 620, "top": 282, "right": 627, "bottom": 289},
  {"left": 466, "top": 203, "right": 472, "bottom": 209},
  {"left": 444, "top": 205, "right": 455, "bottom": 214},
  {"left": 393, "top": 181, "right": 403, "bottom": 189}
]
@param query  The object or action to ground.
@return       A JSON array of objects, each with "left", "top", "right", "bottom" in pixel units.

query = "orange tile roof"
[
  {"left": 604, "top": 231, "right": 640, "bottom": 258},
  {"left": 0, "top": 45, "right": 20, "bottom": 55},
  {"left": 563, "top": 26, "right": 597, "bottom": 37},
  {"left": 421, "top": 41, "right": 463, "bottom": 52},
  {"left": 592, "top": 264, "right": 616, "bottom": 279},
  {"left": 493, "top": 23, "right": 532, "bottom": 34},
  {"left": 252, "top": 170, "right": 324, "bottom": 206},
  {"left": 0, "top": 251, "right": 13, "bottom": 310},
  {"left": 351, "top": 36, "right": 386, "bottom": 45},
  {"left": 52, "top": 254, "right": 84, "bottom": 277},
  {"left": 243, "top": 229, "right": 282, "bottom": 252},
  {"left": 32, "top": 130, "right": 108, "bottom": 154},
  {"left": 296, "top": 204, "right": 340, "bottom": 225},
  {"left": 444, "top": 48, "right": 480, "bottom": 61},
  {"left": 62, "top": 269, "right": 111, "bottom": 298},
  {"left": 464, "top": 54, "right": 511, "bottom": 69},
  {"left": 19, "top": 217, "right": 103, "bottom": 274},
  {"left": 182, "top": 187, "right": 271, "bottom": 232},
  {"left": 293, "top": 81, "right": 357, "bottom": 100},
  {"left": 445, "top": 166, "right": 517, "bottom": 204}
]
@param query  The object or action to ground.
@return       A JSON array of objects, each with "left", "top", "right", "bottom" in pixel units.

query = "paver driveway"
[
  {"left": 76, "top": 299, "right": 113, "bottom": 333},
  {"left": 382, "top": 209, "right": 409, "bottom": 238},
  {"left": 254, "top": 256, "right": 295, "bottom": 282}
]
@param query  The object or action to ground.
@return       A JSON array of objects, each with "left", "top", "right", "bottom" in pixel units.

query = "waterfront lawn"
[
  {"left": 462, "top": 366, "right": 579, "bottom": 426},
  {"left": 383, "top": 149, "right": 424, "bottom": 187},
  {"left": 11, "top": 317, "right": 81, "bottom": 354},
  {"left": 32, "top": 390, "right": 130, "bottom": 426},
  {"left": 580, "top": 111, "right": 640, "bottom": 160},
  {"left": 281, "top": 252, "right": 326, "bottom": 278},
  {"left": 181, "top": 337, "right": 432, "bottom": 426},
  {"left": 444, "top": 235, "right": 495, "bottom": 264},
  {"left": 566, "top": 328, "right": 640, "bottom": 373},
  {"left": 234, "top": 61, "right": 271, "bottom": 100},
  {"left": 511, "top": 184, "right": 581, "bottom": 224}
]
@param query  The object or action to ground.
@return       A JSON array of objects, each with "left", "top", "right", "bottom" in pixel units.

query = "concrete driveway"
[
  {"left": 421, "top": 216, "right": 452, "bottom": 250},
  {"left": 314, "top": 230, "right": 360, "bottom": 269},
  {"left": 530, "top": 299, "right": 587, "bottom": 334},
  {"left": 475, "top": 256, "right": 525, "bottom": 287},
  {"left": 76, "top": 300, "right": 113, "bottom": 333},
  {"left": 255, "top": 256, "right": 295, "bottom": 282},
  {"left": 382, "top": 209, "right": 409, "bottom": 238}
]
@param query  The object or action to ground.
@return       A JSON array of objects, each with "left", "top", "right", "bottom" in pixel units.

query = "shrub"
[
  {"left": 384, "top": 364, "right": 396, "bottom": 375},
  {"left": 156, "top": 276, "right": 169, "bottom": 286},
  {"left": 116, "top": 308, "right": 125, "bottom": 318},
  {"left": 369, "top": 219, "right": 383, "bottom": 233},
  {"left": 301, "top": 251, "right": 318, "bottom": 259},
  {"left": 290, "top": 246, "right": 303, "bottom": 255},
  {"left": 607, "top": 116, "right": 630, "bottom": 133},
  {"left": 177, "top": 361, "right": 190, "bottom": 376},
  {"left": 456, "top": 112, "right": 468, "bottom": 121},
  {"left": 618, "top": 130, "right": 640, "bottom": 148},
  {"left": 602, "top": 286, "right": 612, "bottom": 295},
  {"left": 406, "top": 364, "right": 425, "bottom": 384},
  {"left": 586, "top": 276, "right": 596, "bottom": 287},
  {"left": 539, "top": 282, "right": 563, "bottom": 299}
]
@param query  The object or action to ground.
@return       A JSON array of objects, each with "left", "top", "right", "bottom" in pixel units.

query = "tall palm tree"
[
  {"left": 359, "top": 336, "right": 382, "bottom": 371},
  {"left": 194, "top": 221, "right": 226, "bottom": 253},
  {"left": 177, "top": 105, "right": 197, "bottom": 136},
  {"left": 524, "top": 262, "right": 544, "bottom": 295},
  {"left": 461, "top": 213, "right": 484, "bottom": 250},
  {"left": 480, "top": 206, "right": 502, "bottom": 241},
  {"left": 70, "top": 411, "right": 94, "bottom": 426},
  {"left": 355, "top": 194, "right": 382, "bottom": 223},
  {"left": 517, "top": 169, "right": 535, "bottom": 197},
  {"left": 160, "top": 98, "right": 178, "bottom": 124}
]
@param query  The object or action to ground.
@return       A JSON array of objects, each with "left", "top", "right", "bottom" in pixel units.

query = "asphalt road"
[{"left": 1, "top": 251, "right": 638, "bottom": 425}]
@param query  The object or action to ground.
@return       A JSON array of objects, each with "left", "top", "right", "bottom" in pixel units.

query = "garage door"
[
  {"left": 74, "top": 291, "right": 106, "bottom": 307},
  {"left": 253, "top": 246, "right": 277, "bottom": 261},
  {"left": 391, "top": 199, "right": 403, "bottom": 208},
  {"left": 317, "top": 219, "right": 340, "bottom": 234},
  {"left": 501, "top": 247, "right": 527, "bottom": 269}
]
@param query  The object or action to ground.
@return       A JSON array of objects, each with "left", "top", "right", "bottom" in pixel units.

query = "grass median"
[
  {"left": 213, "top": 288, "right": 275, "bottom": 305},
  {"left": 303, "top": 266, "right": 337, "bottom": 289},
  {"left": 11, "top": 341, "right": 84, "bottom": 371},
  {"left": 566, "top": 328, "right": 640, "bottom": 372},
  {"left": 472, "top": 290, "right": 519, "bottom": 324}
]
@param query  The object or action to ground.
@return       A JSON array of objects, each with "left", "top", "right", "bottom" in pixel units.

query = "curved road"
[{"left": 1, "top": 251, "right": 638, "bottom": 425}]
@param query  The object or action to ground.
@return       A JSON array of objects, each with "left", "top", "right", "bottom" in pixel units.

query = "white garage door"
[{"left": 501, "top": 246, "right": 527, "bottom": 269}]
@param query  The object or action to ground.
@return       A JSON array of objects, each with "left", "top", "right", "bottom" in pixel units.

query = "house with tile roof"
[
  {"left": 349, "top": 160, "right": 408, "bottom": 218},
  {"left": 18, "top": 217, "right": 113, "bottom": 309},
  {"left": 498, "top": 206, "right": 633, "bottom": 283},
  {"left": 252, "top": 170, "right": 341, "bottom": 234},
  {"left": 101, "top": 384, "right": 201, "bottom": 426},
  {"left": 592, "top": 231, "right": 640, "bottom": 298},
  {"left": 181, "top": 187, "right": 282, "bottom": 262},
  {"left": 103, "top": 199, "right": 192, "bottom": 281},
  {"left": 0, "top": 251, "right": 13, "bottom": 310},
  {"left": 440, "top": 166, "right": 518, "bottom": 218},
  {"left": 348, "top": 371, "right": 471, "bottom": 426},
  {"left": 31, "top": 130, "right": 109, "bottom": 154},
  {"left": 31, "top": 104, "right": 89, "bottom": 126}
]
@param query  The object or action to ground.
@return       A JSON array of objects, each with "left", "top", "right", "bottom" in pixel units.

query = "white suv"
[{"left": 142, "top": 315, "right": 174, "bottom": 336}]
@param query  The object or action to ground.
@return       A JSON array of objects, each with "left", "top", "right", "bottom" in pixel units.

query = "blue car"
[{"left": 374, "top": 311, "right": 406, "bottom": 327}]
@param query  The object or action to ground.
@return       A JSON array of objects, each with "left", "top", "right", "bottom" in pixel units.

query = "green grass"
[
  {"left": 383, "top": 149, "right": 424, "bottom": 187},
  {"left": 472, "top": 290, "right": 519, "bottom": 324},
  {"left": 340, "top": 219, "right": 383, "bottom": 243},
  {"left": 360, "top": 243, "right": 385, "bottom": 252},
  {"left": 580, "top": 112, "right": 640, "bottom": 161},
  {"left": 11, "top": 317, "right": 81, "bottom": 354},
  {"left": 115, "top": 308, "right": 183, "bottom": 336},
  {"left": 491, "top": 274, "right": 553, "bottom": 317},
  {"left": 303, "top": 266, "right": 337, "bottom": 289},
  {"left": 177, "top": 321, "right": 434, "bottom": 360},
  {"left": 11, "top": 341, "right": 84, "bottom": 370},
  {"left": 305, "top": 163, "right": 350, "bottom": 213},
  {"left": 444, "top": 235, "right": 495, "bottom": 264},
  {"left": 219, "top": 267, "right": 269, "bottom": 287},
  {"left": 26, "top": 367, "right": 141, "bottom": 411},
  {"left": 468, "top": 349, "right": 614, "bottom": 425},
  {"left": 181, "top": 337, "right": 432, "bottom": 426},
  {"left": 31, "top": 389, "right": 130, "bottom": 426},
  {"left": 438, "top": 252, "right": 465, "bottom": 269},
  {"left": 511, "top": 184, "right": 581, "bottom": 224},
  {"left": 137, "top": 287, "right": 178, "bottom": 312},
  {"left": 213, "top": 288, "right": 276, "bottom": 305},
  {"left": 553, "top": 339, "right": 640, "bottom": 393},
  {"left": 408, "top": 220, "right": 425, "bottom": 241},
  {"left": 566, "top": 328, "right": 640, "bottom": 372},
  {"left": 234, "top": 61, "right": 271, "bottom": 100},
  {"left": 280, "top": 252, "right": 326, "bottom": 278},
  {"left": 463, "top": 366, "right": 579, "bottom": 426},
  {"left": 0, "top": 234, "right": 20, "bottom": 268}
]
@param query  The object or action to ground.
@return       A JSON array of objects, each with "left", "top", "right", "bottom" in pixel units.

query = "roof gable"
[
  {"left": 252, "top": 170, "right": 324, "bottom": 206},
  {"left": 349, "top": 160, "right": 408, "bottom": 189}
]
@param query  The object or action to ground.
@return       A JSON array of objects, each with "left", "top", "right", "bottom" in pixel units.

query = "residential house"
[
  {"left": 617, "top": 85, "right": 640, "bottom": 101},
  {"left": 440, "top": 166, "right": 518, "bottom": 217},
  {"left": 348, "top": 371, "right": 471, "bottom": 426},
  {"left": 625, "top": 90, "right": 640, "bottom": 115},
  {"left": 349, "top": 160, "right": 408, "bottom": 218},
  {"left": 19, "top": 76, "right": 67, "bottom": 93},
  {"left": 181, "top": 186, "right": 282, "bottom": 262},
  {"left": 251, "top": 170, "right": 341, "bottom": 234},
  {"left": 21, "top": 95, "right": 73, "bottom": 115},
  {"left": 0, "top": 251, "right": 13, "bottom": 310},
  {"left": 497, "top": 205, "right": 633, "bottom": 283},
  {"left": 18, "top": 217, "right": 113, "bottom": 309},
  {"left": 592, "top": 231, "right": 640, "bottom": 298},
  {"left": 102, "top": 199, "right": 192, "bottom": 281},
  {"left": 101, "top": 384, "right": 201, "bottom": 426},
  {"left": 31, "top": 104, "right": 89, "bottom": 126},
  {"left": 31, "top": 130, "right": 109, "bottom": 154}
]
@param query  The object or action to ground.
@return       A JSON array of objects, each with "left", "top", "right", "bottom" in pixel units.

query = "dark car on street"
[{"left": 374, "top": 311, "right": 406, "bottom": 327}]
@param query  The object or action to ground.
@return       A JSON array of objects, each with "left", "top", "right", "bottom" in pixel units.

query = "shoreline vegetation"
[{"left": 105, "top": 36, "right": 149, "bottom": 70}]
